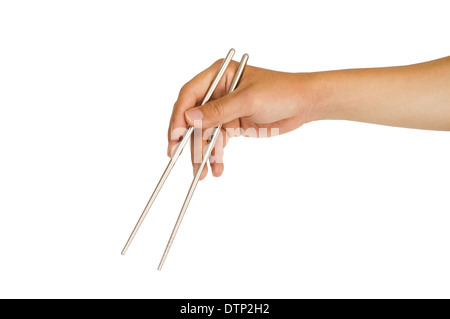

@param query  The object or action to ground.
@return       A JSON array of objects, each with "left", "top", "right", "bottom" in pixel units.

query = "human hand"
[{"left": 167, "top": 59, "right": 319, "bottom": 179}]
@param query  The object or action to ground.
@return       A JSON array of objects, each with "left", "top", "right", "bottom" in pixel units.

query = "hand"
[
  {"left": 167, "top": 59, "right": 319, "bottom": 179},
  {"left": 167, "top": 55, "right": 450, "bottom": 180}
]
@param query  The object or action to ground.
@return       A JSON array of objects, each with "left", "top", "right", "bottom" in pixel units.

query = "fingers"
[
  {"left": 189, "top": 126, "right": 230, "bottom": 179},
  {"left": 210, "top": 147, "right": 224, "bottom": 177},
  {"left": 167, "top": 59, "right": 239, "bottom": 157},
  {"left": 208, "top": 127, "right": 228, "bottom": 177},
  {"left": 184, "top": 90, "right": 251, "bottom": 130},
  {"left": 168, "top": 57, "right": 244, "bottom": 180}
]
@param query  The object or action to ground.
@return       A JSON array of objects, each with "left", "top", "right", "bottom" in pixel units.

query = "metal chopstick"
[
  {"left": 157, "top": 53, "right": 249, "bottom": 270},
  {"left": 121, "top": 49, "right": 235, "bottom": 255}
]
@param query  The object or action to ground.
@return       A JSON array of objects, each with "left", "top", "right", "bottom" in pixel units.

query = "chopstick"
[
  {"left": 121, "top": 49, "right": 235, "bottom": 255},
  {"left": 121, "top": 49, "right": 249, "bottom": 271},
  {"left": 158, "top": 54, "right": 249, "bottom": 270}
]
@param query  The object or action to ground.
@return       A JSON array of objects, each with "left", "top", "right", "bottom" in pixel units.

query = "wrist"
[{"left": 305, "top": 70, "right": 345, "bottom": 122}]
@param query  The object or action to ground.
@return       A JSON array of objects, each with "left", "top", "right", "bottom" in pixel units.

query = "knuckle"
[
  {"left": 178, "top": 84, "right": 188, "bottom": 96},
  {"left": 179, "top": 83, "right": 190, "bottom": 96},
  {"left": 213, "top": 58, "right": 224, "bottom": 68},
  {"left": 206, "top": 100, "right": 224, "bottom": 120}
]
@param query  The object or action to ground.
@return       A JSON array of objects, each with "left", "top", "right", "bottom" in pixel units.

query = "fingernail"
[{"left": 185, "top": 108, "right": 203, "bottom": 123}]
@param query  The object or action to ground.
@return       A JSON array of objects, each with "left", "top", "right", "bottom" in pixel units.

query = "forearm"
[{"left": 312, "top": 56, "right": 450, "bottom": 130}]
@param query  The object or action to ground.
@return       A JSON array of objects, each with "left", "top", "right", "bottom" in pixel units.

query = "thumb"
[{"left": 184, "top": 92, "right": 245, "bottom": 129}]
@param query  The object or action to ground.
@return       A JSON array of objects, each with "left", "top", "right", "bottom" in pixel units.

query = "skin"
[{"left": 167, "top": 56, "right": 450, "bottom": 180}]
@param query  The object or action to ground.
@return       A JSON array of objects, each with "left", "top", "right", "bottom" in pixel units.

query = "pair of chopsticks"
[{"left": 121, "top": 49, "right": 249, "bottom": 270}]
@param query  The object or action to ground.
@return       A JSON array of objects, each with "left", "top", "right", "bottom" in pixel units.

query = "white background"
[{"left": 0, "top": 1, "right": 449, "bottom": 299}]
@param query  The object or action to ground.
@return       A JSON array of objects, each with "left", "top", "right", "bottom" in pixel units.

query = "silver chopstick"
[
  {"left": 157, "top": 53, "right": 249, "bottom": 270},
  {"left": 121, "top": 49, "right": 236, "bottom": 255}
]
